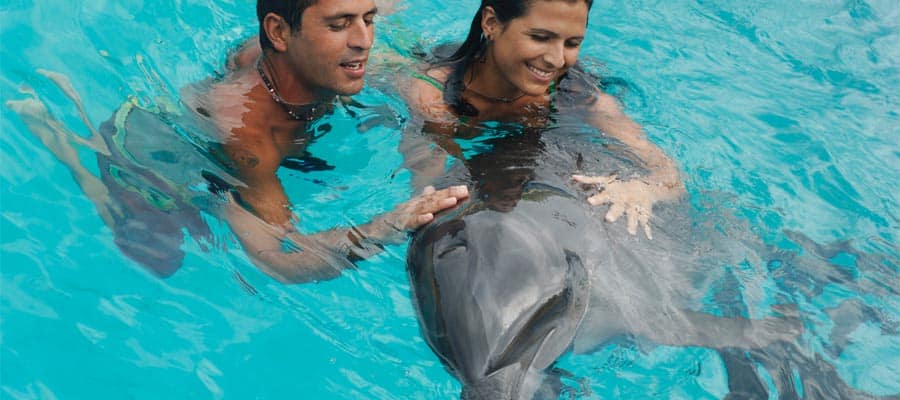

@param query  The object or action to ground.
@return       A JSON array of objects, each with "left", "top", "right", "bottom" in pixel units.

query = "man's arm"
[
  {"left": 220, "top": 133, "right": 468, "bottom": 283},
  {"left": 224, "top": 184, "right": 468, "bottom": 283},
  {"left": 221, "top": 131, "right": 294, "bottom": 225}
]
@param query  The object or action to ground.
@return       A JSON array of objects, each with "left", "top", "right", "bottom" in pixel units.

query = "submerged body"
[{"left": 407, "top": 127, "right": 803, "bottom": 399}]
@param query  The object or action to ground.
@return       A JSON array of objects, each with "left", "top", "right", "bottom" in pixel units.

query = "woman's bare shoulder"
[
  {"left": 423, "top": 66, "right": 451, "bottom": 82},
  {"left": 403, "top": 65, "right": 454, "bottom": 119}
]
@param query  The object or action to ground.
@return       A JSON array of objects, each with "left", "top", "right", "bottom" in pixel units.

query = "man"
[
  {"left": 10, "top": 0, "right": 467, "bottom": 283},
  {"left": 188, "top": 0, "right": 469, "bottom": 283}
]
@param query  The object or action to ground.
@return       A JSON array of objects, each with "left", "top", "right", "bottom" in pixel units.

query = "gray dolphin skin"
[
  {"left": 409, "top": 185, "right": 591, "bottom": 400},
  {"left": 405, "top": 125, "right": 811, "bottom": 399}
]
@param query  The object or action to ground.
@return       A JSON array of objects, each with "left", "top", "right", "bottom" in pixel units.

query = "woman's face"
[{"left": 483, "top": 1, "right": 589, "bottom": 96}]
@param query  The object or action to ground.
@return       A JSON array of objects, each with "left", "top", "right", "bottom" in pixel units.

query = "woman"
[{"left": 402, "top": 0, "right": 683, "bottom": 238}]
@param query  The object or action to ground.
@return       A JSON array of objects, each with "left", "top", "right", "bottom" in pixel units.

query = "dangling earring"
[{"left": 479, "top": 34, "right": 491, "bottom": 63}]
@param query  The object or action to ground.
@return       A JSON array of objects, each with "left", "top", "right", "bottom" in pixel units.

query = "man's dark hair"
[{"left": 256, "top": 0, "right": 319, "bottom": 50}]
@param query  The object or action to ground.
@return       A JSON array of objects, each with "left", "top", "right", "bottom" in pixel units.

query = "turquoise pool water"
[{"left": 2, "top": 0, "right": 898, "bottom": 399}]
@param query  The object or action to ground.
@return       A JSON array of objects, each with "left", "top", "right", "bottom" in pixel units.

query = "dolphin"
[
  {"left": 406, "top": 125, "right": 804, "bottom": 399},
  {"left": 409, "top": 183, "right": 592, "bottom": 399}
]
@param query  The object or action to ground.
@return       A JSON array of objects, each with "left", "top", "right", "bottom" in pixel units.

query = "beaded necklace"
[{"left": 256, "top": 56, "right": 328, "bottom": 121}]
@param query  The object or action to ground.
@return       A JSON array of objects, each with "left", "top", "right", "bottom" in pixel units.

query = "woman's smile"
[{"left": 526, "top": 62, "right": 556, "bottom": 82}]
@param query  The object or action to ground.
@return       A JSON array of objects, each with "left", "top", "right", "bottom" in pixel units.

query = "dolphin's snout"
[{"left": 461, "top": 364, "right": 524, "bottom": 400}]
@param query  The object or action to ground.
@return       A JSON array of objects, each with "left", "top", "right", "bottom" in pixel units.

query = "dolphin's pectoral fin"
[
  {"left": 486, "top": 250, "right": 590, "bottom": 376},
  {"left": 463, "top": 363, "right": 520, "bottom": 400},
  {"left": 486, "top": 302, "right": 562, "bottom": 376},
  {"left": 470, "top": 328, "right": 575, "bottom": 400}
]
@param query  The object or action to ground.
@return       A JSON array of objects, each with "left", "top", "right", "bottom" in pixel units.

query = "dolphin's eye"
[{"left": 437, "top": 242, "right": 467, "bottom": 259}]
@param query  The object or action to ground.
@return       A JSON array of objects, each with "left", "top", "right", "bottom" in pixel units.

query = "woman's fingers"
[
  {"left": 582, "top": 177, "right": 657, "bottom": 240},
  {"left": 623, "top": 205, "right": 653, "bottom": 239},
  {"left": 573, "top": 174, "right": 616, "bottom": 185},
  {"left": 605, "top": 203, "right": 626, "bottom": 222},
  {"left": 626, "top": 206, "right": 640, "bottom": 235},
  {"left": 587, "top": 191, "right": 611, "bottom": 206},
  {"left": 638, "top": 207, "right": 653, "bottom": 240}
]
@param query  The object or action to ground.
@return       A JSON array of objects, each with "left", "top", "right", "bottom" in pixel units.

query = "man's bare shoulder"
[
  {"left": 182, "top": 66, "right": 273, "bottom": 142},
  {"left": 219, "top": 122, "right": 282, "bottom": 175},
  {"left": 227, "top": 36, "right": 262, "bottom": 71}
]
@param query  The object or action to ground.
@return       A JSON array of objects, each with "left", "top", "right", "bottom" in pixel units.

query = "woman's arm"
[
  {"left": 398, "top": 67, "right": 465, "bottom": 191},
  {"left": 577, "top": 91, "right": 684, "bottom": 239},
  {"left": 587, "top": 92, "right": 681, "bottom": 192}
]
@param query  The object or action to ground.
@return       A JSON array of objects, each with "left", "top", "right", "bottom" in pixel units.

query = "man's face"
[{"left": 286, "top": 0, "right": 376, "bottom": 98}]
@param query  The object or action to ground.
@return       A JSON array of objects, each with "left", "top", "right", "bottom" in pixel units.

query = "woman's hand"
[{"left": 573, "top": 174, "right": 679, "bottom": 240}]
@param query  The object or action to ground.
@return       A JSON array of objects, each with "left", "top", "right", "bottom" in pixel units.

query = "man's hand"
[
  {"left": 389, "top": 185, "right": 469, "bottom": 230},
  {"left": 367, "top": 185, "right": 468, "bottom": 245},
  {"left": 573, "top": 174, "right": 671, "bottom": 240}
]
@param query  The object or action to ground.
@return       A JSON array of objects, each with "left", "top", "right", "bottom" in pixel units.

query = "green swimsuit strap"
[{"left": 411, "top": 71, "right": 446, "bottom": 91}]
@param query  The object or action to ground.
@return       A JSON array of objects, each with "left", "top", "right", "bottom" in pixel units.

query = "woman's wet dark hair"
[
  {"left": 257, "top": 0, "right": 318, "bottom": 50},
  {"left": 445, "top": 0, "right": 594, "bottom": 64},
  {"left": 438, "top": 0, "right": 595, "bottom": 116}
]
